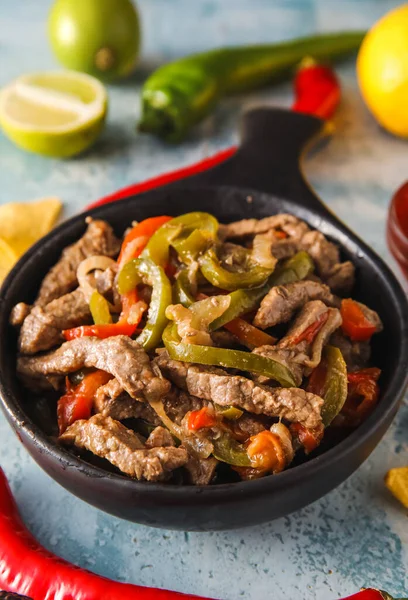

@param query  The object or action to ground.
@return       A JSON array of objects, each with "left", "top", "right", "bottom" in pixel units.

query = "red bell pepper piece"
[
  {"left": 57, "top": 370, "right": 113, "bottom": 434},
  {"left": 117, "top": 215, "right": 172, "bottom": 267},
  {"left": 187, "top": 407, "right": 218, "bottom": 431},
  {"left": 340, "top": 368, "right": 381, "bottom": 426},
  {"left": 290, "top": 422, "right": 324, "bottom": 454},
  {"left": 341, "top": 299, "right": 377, "bottom": 342},
  {"left": 223, "top": 318, "right": 277, "bottom": 348}
]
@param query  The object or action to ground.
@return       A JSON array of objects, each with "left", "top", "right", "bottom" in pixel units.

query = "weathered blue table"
[{"left": 0, "top": 1, "right": 407, "bottom": 598}]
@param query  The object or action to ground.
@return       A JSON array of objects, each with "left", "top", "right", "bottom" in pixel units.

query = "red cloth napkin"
[{"left": 86, "top": 146, "right": 237, "bottom": 211}]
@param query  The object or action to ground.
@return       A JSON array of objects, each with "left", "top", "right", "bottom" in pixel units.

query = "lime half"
[
  {"left": 0, "top": 71, "right": 107, "bottom": 157},
  {"left": 0, "top": 238, "right": 18, "bottom": 285}
]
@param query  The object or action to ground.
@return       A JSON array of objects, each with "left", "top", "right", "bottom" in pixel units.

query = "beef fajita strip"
[
  {"left": 34, "top": 219, "right": 121, "bottom": 307},
  {"left": 155, "top": 353, "right": 323, "bottom": 429},
  {"left": 60, "top": 415, "right": 188, "bottom": 482},
  {"left": 18, "top": 289, "right": 92, "bottom": 355},
  {"left": 17, "top": 336, "right": 170, "bottom": 402},
  {"left": 254, "top": 280, "right": 339, "bottom": 329}
]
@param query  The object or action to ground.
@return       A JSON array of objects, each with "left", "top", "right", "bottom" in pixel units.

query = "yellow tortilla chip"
[
  {"left": 0, "top": 237, "right": 18, "bottom": 284},
  {"left": 0, "top": 196, "right": 62, "bottom": 257},
  {"left": 385, "top": 466, "right": 408, "bottom": 508}
]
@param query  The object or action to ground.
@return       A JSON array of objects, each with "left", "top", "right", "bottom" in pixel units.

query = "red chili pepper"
[
  {"left": 289, "top": 310, "right": 329, "bottom": 345},
  {"left": 57, "top": 371, "right": 113, "bottom": 434},
  {"left": 340, "top": 299, "right": 377, "bottom": 342},
  {"left": 187, "top": 407, "right": 218, "bottom": 431},
  {"left": 292, "top": 58, "right": 341, "bottom": 121},
  {"left": 342, "top": 590, "right": 404, "bottom": 600},
  {"left": 0, "top": 468, "right": 209, "bottom": 600}
]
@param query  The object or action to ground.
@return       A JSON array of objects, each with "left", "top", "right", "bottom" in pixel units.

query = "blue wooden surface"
[{"left": 0, "top": 1, "right": 407, "bottom": 598}]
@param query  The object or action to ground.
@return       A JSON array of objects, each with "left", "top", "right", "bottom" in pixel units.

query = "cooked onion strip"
[
  {"left": 252, "top": 233, "right": 278, "bottom": 269},
  {"left": 77, "top": 256, "right": 117, "bottom": 302}
]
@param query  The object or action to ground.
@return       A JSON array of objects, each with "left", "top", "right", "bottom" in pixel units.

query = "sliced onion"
[
  {"left": 270, "top": 422, "right": 294, "bottom": 466},
  {"left": 252, "top": 234, "right": 278, "bottom": 269},
  {"left": 77, "top": 256, "right": 117, "bottom": 302}
]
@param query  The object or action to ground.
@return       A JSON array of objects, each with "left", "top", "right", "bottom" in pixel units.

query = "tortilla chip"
[
  {"left": 0, "top": 197, "right": 62, "bottom": 257},
  {"left": 0, "top": 237, "right": 18, "bottom": 284},
  {"left": 385, "top": 466, "right": 408, "bottom": 509}
]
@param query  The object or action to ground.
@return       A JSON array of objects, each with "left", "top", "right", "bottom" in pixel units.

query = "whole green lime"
[{"left": 48, "top": 0, "right": 140, "bottom": 81}]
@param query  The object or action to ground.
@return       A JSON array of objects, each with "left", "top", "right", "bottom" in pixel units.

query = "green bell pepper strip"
[
  {"left": 199, "top": 246, "right": 273, "bottom": 291},
  {"left": 163, "top": 323, "right": 296, "bottom": 387},
  {"left": 142, "top": 212, "right": 219, "bottom": 267},
  {"left": 215, "top": 405, "right": 244, "bottom": 420},
  {"left": 139, "top": 31, "right": 365, "bottom": 142},
  {"left": 269, "top": 250, "right": 314, "bottom": 286},
  {"left": 308, "top": 345, "right": 348, "bottom": 426},
  {"left": 171, "top": 228, "right": 212, "bottom": 265},
  {"left": 212, "top": 434, "right": 251, "bottom": 467},
  {"left": 117, "top": 258, "right": 172, "bottom": 351},
  {"left": 173, "top": 270, "right": 195, "bottom": 307},
  {"left": 89, "top": 290, "right": 112, "bottom": 325},
  {"left": 320, "top": 345, "right": 348, "bottom": 426}
]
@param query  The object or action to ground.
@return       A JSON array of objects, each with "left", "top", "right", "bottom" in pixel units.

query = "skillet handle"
[{"left": 187, "top": 107, "right": 327, "bottom": 212}]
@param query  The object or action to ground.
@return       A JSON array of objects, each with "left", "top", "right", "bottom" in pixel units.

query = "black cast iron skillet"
[{"left": 0, "top": 108, "right": 407, "bottom": 531}]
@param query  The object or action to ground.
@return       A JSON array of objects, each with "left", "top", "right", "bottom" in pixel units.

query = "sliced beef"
[
  {"left": 299, "top": 230, "right": 355, "bottom": 294},
  {"left": 60, "top": 415, "right": 188, "bottom": 481},
  {"left": 95, "top": 264, "right": 120, "bottom": 309},
  {"left": 9, "top": 302, "right": 31, "bottom": 327},
  {"left": 185, "top": 456, "right": 218, "bottom": 485},
  {"left": 145, "top": 426, "right": 175, "bottom": 448},
  {"left": 329, "top": 330, "right": 371, "bottom": 370},
  {"left": 17, "top": 336, "right": 170, "bottom": 401},
  {"left": 277, "top": 301, "right": 342, "bottom": 369},
  {"left": 94, "top": 378, "right": 160, "bottom": 422},
  {"left": 18, "top": 289, "right": 92, "bottom": 355},
  {"left": 35, "top": 219, "right": 120, "bottom": 307},
  {"left": 219, "top": 214, "right": 299, "bottom": 240},
  {"left": 254, "top": 280, "right": 338, "bottom": 329},
  {"left": 253, "top": 345, "right": 304, "bottom": 387},
  {"left": 155, "top": 353, "right": 323, "bottom": 429}
]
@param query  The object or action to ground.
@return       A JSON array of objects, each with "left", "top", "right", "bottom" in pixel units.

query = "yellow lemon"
[
  {"left": 357, "top": 3, "right": 408, "bottom": 137},
  {"left": 0, "top": 70, "right": 107, "bottom": 157}
]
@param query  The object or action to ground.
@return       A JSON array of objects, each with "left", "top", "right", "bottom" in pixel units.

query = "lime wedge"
[
  {"left": 0, "top": 71, "right": 107, "bottom": 158},
  {"left": 0, "top": 238, "right": 18, "bottom": 285}
]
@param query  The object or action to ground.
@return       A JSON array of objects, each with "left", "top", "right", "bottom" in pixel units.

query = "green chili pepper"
[
  {"left": 142, "top": 212, "right": 218, "bottom": 267},
  {"left": 269, "top": 251, "right": 314, "bottom": 286},
  {"left": 320, "top": 345, "right": 348, "bottom": 426},
  {"left": 212, "top": 434, "right": 251, "bottom": 466},
  {"left": 215, "top": 405, "right": 244, "bottom": 420},
  {"left": 89, "top": 290, "right": 112, "bottom": 325},
  {"left": 173, "top": 270, "right": 195, "bottom": 307},
  {"left": 163, "top": 323, "right": 296, "bottom": 387},
  {"left": 139, "top": 31, "right": 365, "bottom": 142},
  {"left": 199, "top": 246, "right": 272, "bottom": 291},
  {"left": 118, "top": 258, "right": 172, "bottom": 351}
]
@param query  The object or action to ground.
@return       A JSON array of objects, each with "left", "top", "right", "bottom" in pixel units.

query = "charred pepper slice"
[
  {"left": 212, "top": 434, "right": 252, "bottom": 467},
  {"left": 163, "top": 323, "right": 296, "bottom": 387},
  {"left": 139, "top": 31, "right": 365, "bottom": 142},
  {"left": 118, "top": 257, "right": 172, "bottom": 351}
]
